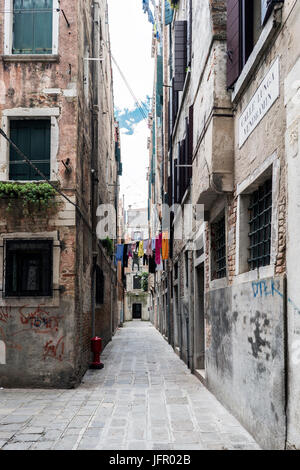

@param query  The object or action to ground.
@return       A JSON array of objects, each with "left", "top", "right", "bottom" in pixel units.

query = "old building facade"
[
  {"left": 0, "top": 0, "right": 120, "bottom": 388},
  {"left": 149, "top": 0, "right": 300, "bottom": 450}
]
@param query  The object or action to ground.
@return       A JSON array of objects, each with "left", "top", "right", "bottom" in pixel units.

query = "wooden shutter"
[
  {"left": 188, "top": 105, "right": 193, "bottom": 181},
  {"left": 9, "top": 120, "right": 51, "bottom": 181},
  {"left": 174, "top": 21, "right": 187, "bottom": 91},
  {"left": 13, "top": 0, "right": 53, "bottom": 55},
  {"left": 226, "top": 0, "right": 241, "bottom": 89}
]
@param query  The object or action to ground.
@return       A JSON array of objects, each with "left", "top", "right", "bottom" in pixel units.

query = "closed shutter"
[
  {"left": 13, "top": 0, "right": 53, "bottom": 55},
  {"left": 188, "top": 105, "right": 193, "bottom": 181},
  {"left": 174, "top": 21, "right": 187, "bottom": 92},
  {"left": 9, "top": 120, "right": 51, "bottom": 181},
  {"left": 179, "top": 140, "right": 185, "bottom": 202},
  {"left": 226, "top": 0, "right": 241, "bottom": 89}
]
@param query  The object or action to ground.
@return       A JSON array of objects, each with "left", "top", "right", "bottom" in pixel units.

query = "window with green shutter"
[
  {"left": 13, "top": 0, "right": 53, "bottom": 55},
  {"left": 9, "top": 120, "right": 51, "bottom": 181}
]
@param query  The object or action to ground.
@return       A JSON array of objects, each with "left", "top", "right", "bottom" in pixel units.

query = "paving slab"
[{"left": 0, "top": 321, "right": 260, "bottom": 450}]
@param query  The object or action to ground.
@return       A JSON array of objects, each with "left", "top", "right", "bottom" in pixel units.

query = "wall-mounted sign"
[{"left": 239, "top": 58, "right": 280, "bottom": 148}]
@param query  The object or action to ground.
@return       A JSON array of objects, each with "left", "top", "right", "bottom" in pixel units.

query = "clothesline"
[{"left": 115, "top": 233, "right": 170, "bottom": 271}]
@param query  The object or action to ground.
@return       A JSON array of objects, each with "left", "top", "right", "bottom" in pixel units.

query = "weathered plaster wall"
[
  {"left": 206, "top": 277, "right": 286, "bottom": 450},
  {"left": 0, "top": 0, "right": 117, "bottom": 388},
  {"left": 286, "top": 52, "right": 300, "bottom": 449}
]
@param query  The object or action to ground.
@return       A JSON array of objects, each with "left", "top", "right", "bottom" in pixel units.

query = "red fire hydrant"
[{"left": 90, "top": 336, "right": 104, "bottom": 369}]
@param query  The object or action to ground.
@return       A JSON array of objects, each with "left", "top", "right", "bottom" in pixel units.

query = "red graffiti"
[
  {"left": 18, "top": 305, "right": 62, "bottom": 334},
  {"left": 0, "top": 306, "right": 11, "bottom": 324},
  {"left": 43, "top": 336, "right": 65, "bottom": 362}
]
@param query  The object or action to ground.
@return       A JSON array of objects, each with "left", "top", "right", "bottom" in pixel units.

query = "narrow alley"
[{"left": 0, "top": 321, "right": 259, "bottom": 450}]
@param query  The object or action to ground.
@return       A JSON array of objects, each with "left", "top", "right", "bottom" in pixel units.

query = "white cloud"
[{"left": 107, "top": 0, "right": 154, "bottom": 210}]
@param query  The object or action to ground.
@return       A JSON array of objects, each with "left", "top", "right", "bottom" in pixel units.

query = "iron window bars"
[
  {"left": 5, "top": 239, "right": 53, "bottom": 297},
  {"left": 213, "top": 215, "right": 227, "bottom": 279},
  {"left": 248, "top": 178, "right": 272, "bottom": 270}
]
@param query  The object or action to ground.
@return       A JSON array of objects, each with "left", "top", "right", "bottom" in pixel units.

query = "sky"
[{"left": 107, "top": 0, "right": 155, "bottom": 210}]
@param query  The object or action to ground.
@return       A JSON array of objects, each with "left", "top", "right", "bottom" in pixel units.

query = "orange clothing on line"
[{"left": 162, "top": 238, "right": 169, "bottom": 260}]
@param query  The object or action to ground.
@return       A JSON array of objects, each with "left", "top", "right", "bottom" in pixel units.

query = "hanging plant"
[
  {"left": 0, "top": 182, "right": 59, "bottom": 215},
  {"left": 140, "top": 272, "right": 149, "bottom": 292},
  {"left": 101, "top": 237, "right": 114, "bottom": 257}
]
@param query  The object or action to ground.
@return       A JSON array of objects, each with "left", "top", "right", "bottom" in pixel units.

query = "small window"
[
  {"left": 13, "top": 0, "right": 53, "bottom": 55},
  {"left": 9, "top": 119, "right": 51, "bottom": 180},
  {"left": 133, "top": 275, "right": 141, "bottom": 290},
  {"left": 211, "top": 213, "right": 227, "bottom": 280},
  {"left": 5, "top": 240, "right": 53, "bottom": 297},
  {"left": 95, "top": 266, "right": 104, "bottom": 305},
  {"left": 248, "top": 178, "right": 272, "bottom": 270}
]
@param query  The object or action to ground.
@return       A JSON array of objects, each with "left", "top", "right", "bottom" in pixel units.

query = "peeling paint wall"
[{"left": 206, "top": 277, "right": 286, "bottom": 450}]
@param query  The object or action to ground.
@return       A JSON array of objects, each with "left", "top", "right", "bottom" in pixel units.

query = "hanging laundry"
[
  {"left": 151, "top": 238, "right": 156, "bottom": 251},
  {"left": 149, "top": 254, "right": 156, "bottom": 274},
  {"left": 123, "top": 244, "right": 128, "bottom": 268},
  {"left": 162, "top": 238, "right": 169, "bottom": 260},
  {"left": 143, "top": 254, "right": 148, "bottom": 266},
  {"left": 128, "top": 244, "right": 133, "bottom": 258},
  {"left": 146, "top": 239, "right": 153, "bottom": 256},
  {"left": 138, "top": 240, "right": 144, "bottom": 258},
  {"left": 116, "top": 244, "right": 124, "bottom": 266},
  {"left": 132, "top": 252, "right": 140, "bottom": 271},
  {"left": 158, "top": 232, "right": 162, "bottom": 249},
  {"left": 155, "top": 238, "right": 161, "bottom": 265},
  {"left": 144, "top": 240, "right": 149, "bottom": 253}
]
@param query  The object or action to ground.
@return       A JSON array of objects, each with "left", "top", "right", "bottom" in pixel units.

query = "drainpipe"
[{"left": 189, "top": 249, "right": 194, "bottom": 372}]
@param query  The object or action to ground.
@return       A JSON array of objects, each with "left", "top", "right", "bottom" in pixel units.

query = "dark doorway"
[{"left": 132, "top": 303, "right": 142, "bottom": 319}]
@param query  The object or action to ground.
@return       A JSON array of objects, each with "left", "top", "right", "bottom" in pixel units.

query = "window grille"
[
  {"left": 5, "top": 240, "right": 53, "bottom": 297},
  {"left": 212, "top": 215, "right": 226, "bottom": 279},
  {"left": 248, "top": 178, "right": 272, "bottom": 270},
  {"left": 133, "top": 275, "right": 141, "bottom": 290}
]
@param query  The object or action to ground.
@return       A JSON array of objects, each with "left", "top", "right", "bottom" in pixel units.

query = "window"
[
  {"left": 133, "top": 275, "right": 141, "bottom": 290},
  {"left": 248, "top": 178, "right": 272, "bottom": 270},
  {"left": 95, "top": 266, "right": 104, "bottom": 305},
  {"left": 211, "top": 213, "right": 227, "bottom": 280},
  {"left": 13, "top": 0, "right": 53, "bottom": 55},
  {"left": 9, "top": 119, "right": 51, "bottom": 180},
  {"left": 5, "top": 240, "right": 53, "bottom": 297},
  {"left": 226, "top": 0, "right": 282, "bottom": 88}
]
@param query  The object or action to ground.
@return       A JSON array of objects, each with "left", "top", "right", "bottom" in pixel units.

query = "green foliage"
[
  {"left": 140, "top": 272, "right": 149, "bottom": 292},
  {"left": 170, "top": 0, "right": 179, "bottom": 9},
  {"left": 0, "top": 182, "right": 58, "bottom": 214},
  {"left": 101, "top": 237, "right": 114, "bottom": 257}
]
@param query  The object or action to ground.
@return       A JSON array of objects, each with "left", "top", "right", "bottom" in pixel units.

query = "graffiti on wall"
[
  {"left": 43, "top": 336, "right": 65, "bottom": 362},
  {"left": 251, "top": 278, "right": 300, "bottom": 315},
  {"left": 0, "top": 306, "right": 12, "bottom": 324},
  {"left": 19, "top": 305, "right": 62, "bottom": 334},
  {"left": 0, "top": 304, "right": 66, "bottom": 365}
]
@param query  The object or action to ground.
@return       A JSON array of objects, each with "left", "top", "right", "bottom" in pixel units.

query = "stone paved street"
[{"left": 0, "top": 322, "right": 260, "bottom": 450}]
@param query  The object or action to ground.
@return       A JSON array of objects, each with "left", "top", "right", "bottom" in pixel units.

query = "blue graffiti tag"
[{"left": 251, "top": 279, "right": 300, "bottom": 315}]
